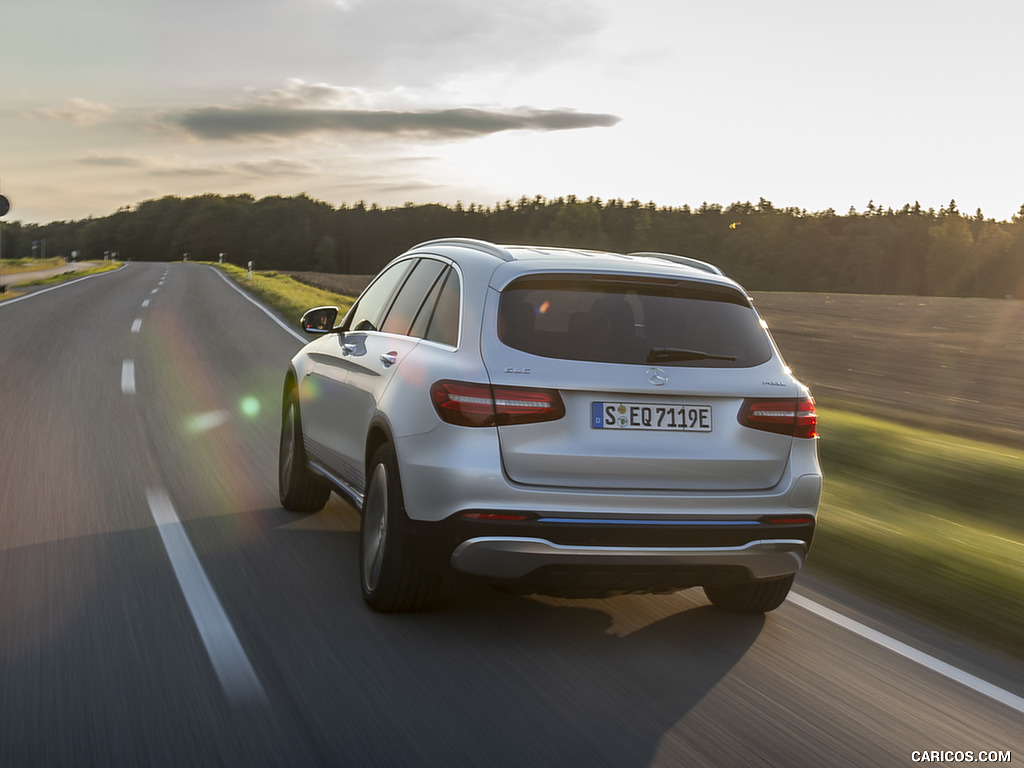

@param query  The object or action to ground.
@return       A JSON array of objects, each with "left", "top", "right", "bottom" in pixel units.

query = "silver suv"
[{"left": 279, "top": 239, "right": 821, "bottom": 613}]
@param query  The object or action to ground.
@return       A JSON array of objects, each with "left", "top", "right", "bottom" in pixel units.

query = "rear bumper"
[
  {"left": 451, "top": 537, "right": 806, "bottom": 582},
  {"left": 402, "top": 512, "right": 813, "bottom": 596}
]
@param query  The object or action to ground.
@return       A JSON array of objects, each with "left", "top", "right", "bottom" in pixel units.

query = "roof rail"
[
  {"left": 410, "top": 238, "right": 513, "bottom": 262},
  {"left": 628, "top": 251, "right": 725, "bottom": 276}
]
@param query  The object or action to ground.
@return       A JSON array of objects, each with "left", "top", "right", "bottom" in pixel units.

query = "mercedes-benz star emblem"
[{"left": 646, "top": 367, "right": 669, "bottom": 386}]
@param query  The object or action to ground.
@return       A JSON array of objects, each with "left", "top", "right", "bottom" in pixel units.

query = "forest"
[{"left": 5, "top": 193, "right": 1024, "bottom": 297}]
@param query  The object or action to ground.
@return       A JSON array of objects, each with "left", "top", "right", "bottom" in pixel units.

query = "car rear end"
[{"left": 409, "top": 250, "right": 820, "bottom": 600}]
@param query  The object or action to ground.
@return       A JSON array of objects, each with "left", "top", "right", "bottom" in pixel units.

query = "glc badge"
[{"left": 646, "top": 367, "right": 669, "bottom": 386}]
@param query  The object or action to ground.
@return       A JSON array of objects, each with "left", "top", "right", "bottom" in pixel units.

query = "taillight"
[
  {"left": 430, "top": 380, "right": 565, "bottom": 427},
  {"left": 738, "top": 397, "right": 817, "bottom": 438}
]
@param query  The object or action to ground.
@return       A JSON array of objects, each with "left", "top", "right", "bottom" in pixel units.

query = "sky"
[{"left": 3, "top": 0, "right": 1023, "bottom": 224}]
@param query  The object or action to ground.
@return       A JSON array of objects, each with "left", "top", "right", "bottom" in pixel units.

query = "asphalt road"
[{"left": 1, "top": 262, "right": 1020, "bottom": 767}]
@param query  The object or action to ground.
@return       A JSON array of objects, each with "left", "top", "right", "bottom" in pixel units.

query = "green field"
[{"left": 815, "top": 409, "right": 1024, "bottom": 659}]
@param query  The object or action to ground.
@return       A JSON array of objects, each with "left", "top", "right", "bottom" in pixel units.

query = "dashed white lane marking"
[
  {"left": 121, "top": 360, "right": 136, "bottom": 394},
  {"left": 151, "top": 288, "right": 159, "bottom": 295},
  {"left": 142, "top": 299, "right": 150, "bottom": 308},
  {"left": 789, "top": 592, "right": 1024, "bottom": 715},
  {"left": 146, "top": 488, "right": 267, "bottom": 706},
  {"left": 131, "top": 318, "right": 142, "bottom": 333}
]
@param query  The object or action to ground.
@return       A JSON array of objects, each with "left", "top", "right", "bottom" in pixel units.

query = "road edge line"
[
  {"left": 789, "top": 591, "right": 1024, "bottom": 715},
  {"left": 202, "top": 264, "right": 306, "bottom": 342}
]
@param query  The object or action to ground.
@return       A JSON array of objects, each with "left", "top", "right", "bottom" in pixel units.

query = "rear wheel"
[
  {"left": 360, "top": 443, "right": 441, "bottom": 612},
  {"left": 279, "top": 388, "right": 331, "bottom": 512},
  {"left": 703, "top": 574, "right": 794, "bottom": 613}
]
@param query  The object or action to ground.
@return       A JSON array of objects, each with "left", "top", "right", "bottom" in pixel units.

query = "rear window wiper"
[{"left": 647, "top": 347, "right": 738, "bottom": 363}]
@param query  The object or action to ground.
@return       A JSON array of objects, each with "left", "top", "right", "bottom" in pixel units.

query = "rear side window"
[
  {"left": 381, "top": 258, "right": 446, "bottom": 335},
  {"left": 410, "top": 267, "right": 460, "bottom": 346},
  {"left": 497, "top": 275, "right": 772, "bottom": 367}
]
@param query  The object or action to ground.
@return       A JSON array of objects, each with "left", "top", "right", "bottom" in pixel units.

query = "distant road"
[
  {"left": 0, "top": 262, "right": 1019, "bottom": 766},
  {"left": 0, "top": 260, "right": 103, "bottom": 290}
]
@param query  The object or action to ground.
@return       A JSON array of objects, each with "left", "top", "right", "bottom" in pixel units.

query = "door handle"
[
  {"left": 380, "top": 351, "right": 397, "bottom": 368},
  {"left": 342, "top": 342, "right": 358, "bottom": 356}
]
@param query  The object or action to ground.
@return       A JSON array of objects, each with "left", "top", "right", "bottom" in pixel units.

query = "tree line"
[{"left": 5, "top": 193, "right": 1024, "bottom": 297}]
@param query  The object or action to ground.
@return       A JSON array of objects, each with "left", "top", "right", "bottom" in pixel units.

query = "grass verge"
[
  {"left": 815, "top": 408, "right": 1024, "bottom": 660},
  {"left": 210, "top": 263, "right": 356, "bottom": 326}
]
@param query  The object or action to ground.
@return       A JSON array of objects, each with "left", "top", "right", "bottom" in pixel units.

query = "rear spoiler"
[{"left": 628, "top": 252, "right": 725, "bottom": 276}]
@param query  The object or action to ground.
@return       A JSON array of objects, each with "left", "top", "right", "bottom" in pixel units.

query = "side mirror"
[{"left": 300, "top": 306, "right": 340, "bottom": 335}]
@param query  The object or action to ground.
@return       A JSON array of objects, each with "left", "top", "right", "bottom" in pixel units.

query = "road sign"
[{"left": 0, "top": 195, "right": 10, "bottom": 217}]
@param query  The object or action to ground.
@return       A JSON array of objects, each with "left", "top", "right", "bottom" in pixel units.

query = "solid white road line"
[
  {"left": 789, "top": 592, "right": 1024, "bottom": 715},
  {"left": 146, "top": 488, "right": 267, "bottom": 706},
  {"left": 131, "top": 318, "right": 142, "bottom": 333},
  {"left": 121, "top": 360, "right": 136, "bottom": 395},
  {"left": 204, "top": 265, "right": 306, "bottom": 342}
]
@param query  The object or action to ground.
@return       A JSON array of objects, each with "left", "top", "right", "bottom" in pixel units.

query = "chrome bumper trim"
[{"left": 450, "top": 537, "right": 806, "bottom": 581}]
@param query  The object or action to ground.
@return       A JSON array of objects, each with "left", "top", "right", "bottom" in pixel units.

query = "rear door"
[{"left": 481, "top": 272, "right": 798, "bottom": 491}]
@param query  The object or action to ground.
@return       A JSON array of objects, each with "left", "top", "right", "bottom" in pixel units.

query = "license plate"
[{"left": 591, "top": 402, "right": 713, "bottom": 432}]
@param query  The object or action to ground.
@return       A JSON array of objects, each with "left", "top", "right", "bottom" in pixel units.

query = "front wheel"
[
  {"left": 360, "top": 443, "right": 441, "bottom": 612},
  {"left": 703, "top": 574, "right": 794, "bottom": 613}
]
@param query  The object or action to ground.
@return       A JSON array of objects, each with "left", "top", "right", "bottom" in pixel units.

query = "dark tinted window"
[
  {"left": 424, "top": 269, "right": 460, "bottom": 346},
  {"left": 381, "top": 258, "right": 446, "bottom": 335},
  {"left": 409, "top": 267, "right": 460, "bottom": 346},
  {"left": 343, "top": 259, "right": 415, "bottom": 332},
  {"left": 497, "top": 274, "right": 772, "bottom": 367}
]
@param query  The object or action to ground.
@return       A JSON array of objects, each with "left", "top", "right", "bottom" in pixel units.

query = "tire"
[
  {"left": 279, "top": 388, "right": 331, "bottom": 512},
  {"left": 360, "top": 443, "right": 441, "bottom": 612},
  {"left": 703, "top": 574, "right": 795, "bottom": 613}
]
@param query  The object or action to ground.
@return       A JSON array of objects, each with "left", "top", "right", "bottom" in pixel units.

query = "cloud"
[
  {"left": 146, "top": 0, "right": 607, "bottom": 90},
  {"left": 171, "top": 104, "right": 621, "bottom": 141},
  {"left": 247, "top": 79, "right": 373, "bottom": 110},
  {"left": 36, "top": 98, "right": 116, "bottom": 126},
  {"left": 76, "top": 152, "right": 317, "bottom": 179},
  {"left": 77, "top": 153, "right": 146, "bottom": 167},
  {"left": 231, "top": 158, "right": 320, "bottom": 177}
]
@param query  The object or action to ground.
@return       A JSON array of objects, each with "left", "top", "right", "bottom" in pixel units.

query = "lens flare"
[
  {"left": 185, "top": 410, "right": 230, "bottom": 433},
  {"left": 240, "top": 396, "right": 261, "bottom": 417}
]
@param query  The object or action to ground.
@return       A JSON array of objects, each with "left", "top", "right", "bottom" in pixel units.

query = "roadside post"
[{"left": 0, "top": 193, "right": 10, "bottom": 293}]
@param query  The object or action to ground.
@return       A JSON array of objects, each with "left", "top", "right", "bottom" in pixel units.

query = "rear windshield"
[{"left": 497, "top": 275, "right": 773, "bottom": 367}]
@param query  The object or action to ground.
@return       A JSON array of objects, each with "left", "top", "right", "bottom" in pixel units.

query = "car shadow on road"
[
  {"left": 0, "top": 502, "right": 772, "bottom": 767},
  {"left": 227, "top": 502, "right": 771, "bottom": 767}
]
